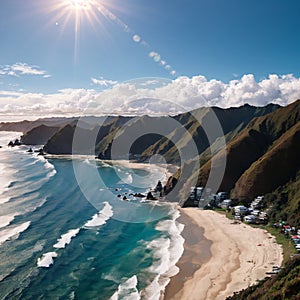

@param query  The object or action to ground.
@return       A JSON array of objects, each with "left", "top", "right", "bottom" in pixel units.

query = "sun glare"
[
  {"left": 68, "top": 0, "right": 93, "bottom": 11},
  {"left": 45, "top": 0, "right": 177, "bottom": 75}
]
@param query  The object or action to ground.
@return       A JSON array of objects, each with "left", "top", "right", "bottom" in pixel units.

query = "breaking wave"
[{"left": 84, "top": 202, "right": 114, "bottom": 228}]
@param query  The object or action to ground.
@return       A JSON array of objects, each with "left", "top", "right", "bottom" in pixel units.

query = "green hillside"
[
  {"left": 227, "top": 256, "right": 300, "bottom": 300},
  {"left": 140, "top": 104, "right": 280, "bottom": 164},
  {"left": 232, "top": 122, "right": 300, "bottom": 201},
  {"left": 195, "top": 100, "right": 300, "bottom": 196}
]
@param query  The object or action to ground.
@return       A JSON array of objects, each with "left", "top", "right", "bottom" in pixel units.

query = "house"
[
  {"left": 244, "top": 215, "right": 256, "bottom": 223},
  {"left": 251, "top": 196, "right": 265, "bottom": 209},
  {"left": 220, "top": 199, "right": 232, "bottom": 208},
  {"left": 251, "top": 210, "right": 260, "bottom": 216},
  {"left": 234, "top": 205, "right": 248, "bottom": 215},
  {"left": 217, "top": 192, "right": 228, "bottom": 201}
]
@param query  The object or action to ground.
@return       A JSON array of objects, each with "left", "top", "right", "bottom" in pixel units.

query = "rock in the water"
[{"left": 146, "top": 192, "right": 156, "bottom": 200}]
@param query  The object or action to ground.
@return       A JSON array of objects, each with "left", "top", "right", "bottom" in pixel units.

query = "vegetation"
[
  {"left": 2, "top": 99, "right": 300, "bottom": 300},
  {"left": 265, "top": 171, "right": 300, "bottom": 229},
  {"left": 227, "top": 256, "right": 300, "bottom": 300},
  {"left": 194, "top": 100, "right": 300, "bottom": 199},
  {"left": 225, "top": 171, "right": 300, "bottom": 299},
  {"left": 265, "top": 226, "right": 297, "bottom": 264},
  {"left": 141, "top": 103, "right": 279, "bottom": 164}
]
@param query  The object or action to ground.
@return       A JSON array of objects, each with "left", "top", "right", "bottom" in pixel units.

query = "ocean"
[{"left": 0, "top": 132, "right": 184, "bottom": 300}]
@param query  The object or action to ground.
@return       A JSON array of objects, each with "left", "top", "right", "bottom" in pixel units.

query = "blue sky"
[{"left": 0, "top": 0, "right": 300, "bottom": 118}]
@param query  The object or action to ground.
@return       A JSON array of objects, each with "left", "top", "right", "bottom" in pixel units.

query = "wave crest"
[{"left": 84, "top": 202, "right": 114, "bottom": 228}]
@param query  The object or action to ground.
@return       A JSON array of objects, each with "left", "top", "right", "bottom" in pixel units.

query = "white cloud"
[
  {"left": 0, "top": 63, "right": 50, "bottom": 78},
  {"left": 0, "top": 90, "right": 24, "bottom": 97},
  {"left": 0, "top": 74, "right": 300, "bottom": 118},
  {"left": 91, "top": 77, "right": 118, "bottom": 87}
]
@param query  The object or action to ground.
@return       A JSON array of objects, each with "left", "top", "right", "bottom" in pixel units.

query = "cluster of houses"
[
  {"left": 231, "top": 196, "right": 270, "bottom": 224},
  {"left": 188, "top": 188, "right": 269, "bottom": 224},
  {"left": 188, "top": 187, "right": 300, "bottom": 254},
  {"left": 188, "top": 187, "right": 227, "bottom": 207}
]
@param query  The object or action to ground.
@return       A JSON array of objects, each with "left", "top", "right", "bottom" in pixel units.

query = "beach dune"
[{"left": 165, "top": 208, "right": 283, "bottom": 300}]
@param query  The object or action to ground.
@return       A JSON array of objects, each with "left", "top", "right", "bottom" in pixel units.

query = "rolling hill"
[{"left": 195, "top": 99, "right": 300, "bottom": 202}]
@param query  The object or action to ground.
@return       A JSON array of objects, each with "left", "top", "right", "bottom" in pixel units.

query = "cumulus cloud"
[
  {"left": 91, "top": 77, "right": 118, "bottom": 87},
  {"left": 0, "top": 63, "right": 50, "bottom": 78},
  {"left": 0, "top": 74, "right": 300, "bottom": 118}
]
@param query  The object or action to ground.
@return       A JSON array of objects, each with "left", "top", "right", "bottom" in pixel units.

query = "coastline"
[
  {"left": 163, "top": 209, "right": 212, "bottom": 299},
  {"left": 44, "top": 154, "right": 177, "bottom": 181},
  {"left": 10, "top": 146, "right": 283, "bottom": 299},
  {"left": 164, "top": 208, "right": 283, "bottom": 300}
]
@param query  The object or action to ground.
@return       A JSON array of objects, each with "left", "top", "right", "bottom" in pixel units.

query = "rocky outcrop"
[{"left": 8, "top": 139, "right": 21, "bottom": 147}]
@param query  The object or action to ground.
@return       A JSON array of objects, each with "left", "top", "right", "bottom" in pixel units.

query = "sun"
[
  {"left": 44, "top": 0, "right": 99, "bottom": 63},
  {"left": 67, "top": 0, "right": 93, "bottom": 11}
]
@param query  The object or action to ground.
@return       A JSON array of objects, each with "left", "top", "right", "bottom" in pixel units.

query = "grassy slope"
[
  {"left": 227, "top": 256, "right": 300, "bottom": 300},
  {"left": 141, "top": 104, "right": 279, "bottom": 164},
  {"left": 226, "top": 173, "right": 300, "bottom": 299},
  {"left": 232, "top": 122, "right": 300, "bottom": 200},
  {"left": 196, "top": 100, "right": 300, "bottom": 194}
]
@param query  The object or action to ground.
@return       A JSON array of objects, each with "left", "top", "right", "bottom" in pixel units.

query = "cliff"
[{"left": 21, "top": 125, "right": 60, "bottom": 145}]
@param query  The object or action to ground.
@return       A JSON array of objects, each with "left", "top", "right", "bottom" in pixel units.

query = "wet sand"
[{"left": 163, "top": 209, "right": 212, "bottom": 299}]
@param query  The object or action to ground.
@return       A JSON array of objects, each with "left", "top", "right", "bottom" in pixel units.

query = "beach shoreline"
[
  {"left": 44, "top": 155, "right": 177, "bottom": 182},
  {"left": 164, "top": 208, "right": 283, "bottom": 300}
]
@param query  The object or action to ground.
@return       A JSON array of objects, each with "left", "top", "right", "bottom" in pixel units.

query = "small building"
[
  {"left": 234, "top": 205, "right": 248, "bottom": 215},
  {"left": 220, "top": 199, "right": 232, "bottom": 208},
  {"left": 217, "top": 192, "right": 228, "bottom": 201},
  {"left": 244, "top": 215, "right": 256, "bottom": 223}
]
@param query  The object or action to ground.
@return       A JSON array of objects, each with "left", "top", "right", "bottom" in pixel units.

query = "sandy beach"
[{"left": 164, "top": 208, "right": 283, "bottom": 300}]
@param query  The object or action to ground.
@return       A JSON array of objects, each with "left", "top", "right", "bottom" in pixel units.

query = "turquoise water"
[{"left": 0, "top": 132, "right": 184, "bottom": 300}]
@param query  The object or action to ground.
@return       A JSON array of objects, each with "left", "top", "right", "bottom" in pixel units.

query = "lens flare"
[
  {"left": 68, "top": 0, "right": 92, "bottom": 10},
  {"left": 46, "top": 0, "right": 177, "bottom": 76}
]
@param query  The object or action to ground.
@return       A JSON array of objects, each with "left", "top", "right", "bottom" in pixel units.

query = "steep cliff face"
[
  {"left": 21, "top": 125, "right": 60, "bottom": 145},
  {"left": 43, "top": 125, "right": 75, "bottom": 154},
  {"left": 43, "top": 116, "right": 132, "bottom": 155}
]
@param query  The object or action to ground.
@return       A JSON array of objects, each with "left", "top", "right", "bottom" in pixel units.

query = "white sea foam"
[
  {"left": 0, "top": 214, "right": 16, "bottom": 229},
  {"left": 84, "top": 202, "right": 113, "bottom": 228},
  {"left": 0, "top": 197, "right": 10, "bottom": 204},
  {"left": 46, "top": 169, "right": 57, "bottom": 178},
  {"left": 37, "top": 252, "right": 58, "bottom": 268},
  {"left": 53, "top": 228, "right": 80, "bottom": 249},
  {"left": 44, "top": 161, "right": 54, "bottom": 170},
  {"left": 143, "top": 206, "right": 185, "bottom": 300},
  {"left": 0, "top": 132, "right": 22, "bottom": 145},
  {"left": 84, "top": 159, "right": 96, "bottom": 167},
  {"left": 99, "top": 161, "right": 113, "bottom": 168},
  {"left": 0, "top": 221, "right": 31, "bottom": 245},
  {"left": 69, "top": 291, "right": 75, "bottom": 300},
  {"left": 123, "top": 174, "right": 133, "bottom": 184},
  {"left": 44, "top": 161, "right": 57, "bottom": 178},
  {"left": 110, "top": 275, "right": 141, "bottom": 300},
  {"left": 36, "top": 155, "right": 57, "bottom": 178}
]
